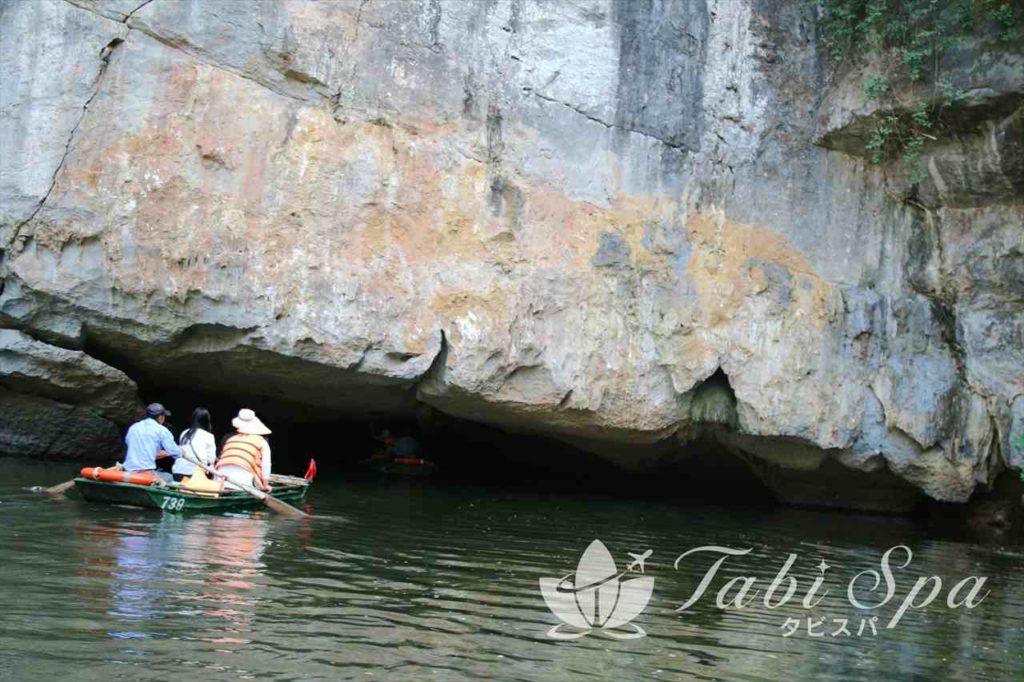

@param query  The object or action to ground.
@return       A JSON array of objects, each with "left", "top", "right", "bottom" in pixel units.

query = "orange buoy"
[{"left": 80, "top": 467, "right": 160, "bottom": 486}]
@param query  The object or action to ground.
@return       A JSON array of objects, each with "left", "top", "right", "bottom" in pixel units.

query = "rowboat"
[
  {"left": 75, "top": 474, "right": 311, "bottom": 513},
  {"left": 366, "top": 454, "right": 437, "bottom": 478}
]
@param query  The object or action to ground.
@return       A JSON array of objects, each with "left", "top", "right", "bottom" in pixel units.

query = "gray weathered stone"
[
  {"left": 0, "top": 0, "right": 1020, "bottom": 508},
  {"left": 0, "top": 0, "right": 126, "bottom": 241},
  {"left": 0, "top": 329, "right": 141, "bottom": 457}
]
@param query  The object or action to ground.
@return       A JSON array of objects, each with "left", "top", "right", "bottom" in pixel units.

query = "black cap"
[{"left": 145, "top": 403, "right": 171, "bottom": 418}]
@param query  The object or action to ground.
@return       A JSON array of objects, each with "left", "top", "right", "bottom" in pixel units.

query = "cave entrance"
[
  {"left": 689, "top": 367, "right": 738, "bottom": 429},
  {"left": 83, "top": 323, "right": 776, "bottom": 505},
  {"left": 134, "top": 361, "right": 930, "bottom": 513},
  {"left": 646, "top": 367, "right": 771, "bottom": 502},
  {"left": 136, "top": 378, "right": 776, "bottom": 506}
]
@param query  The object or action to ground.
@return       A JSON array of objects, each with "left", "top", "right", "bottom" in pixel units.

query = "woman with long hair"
[{"left": 172, "top": 407, "right": 217, "bottom": 482}]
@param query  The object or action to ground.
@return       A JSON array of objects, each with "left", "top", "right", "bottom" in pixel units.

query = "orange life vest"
[{"left": 216, "top": 434, "right": 268, "bottom": 490}]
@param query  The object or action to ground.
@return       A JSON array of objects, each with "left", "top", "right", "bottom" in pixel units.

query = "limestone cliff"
[{"left": 1, "top": 0, "right": 1021, "bottom": 510}]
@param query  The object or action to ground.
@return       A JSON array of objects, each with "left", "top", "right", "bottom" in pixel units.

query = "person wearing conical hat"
[{"left": 215, "top": 408, "right": 273, "bottom": 491}]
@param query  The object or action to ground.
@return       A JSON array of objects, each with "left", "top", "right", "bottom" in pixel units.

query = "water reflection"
[
  {"left": 178, "top": 516, "right": 267, "bottom": 648},
  {"left": 109, "top": 528, "right": 165, "bottom": 640},
  {"left": 61, "top": 512, "right": 274, "bottom": 676},
  {"left": 0, "top": 461, "right": 1021, "bottom": 681},
  {"left": 105, "top": 517, "right": 269, "bottom": 646}
]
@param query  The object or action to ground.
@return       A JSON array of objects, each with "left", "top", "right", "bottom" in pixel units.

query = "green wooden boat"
[{"left": 74, "top": 476, "right": 311, "bottom": 513}]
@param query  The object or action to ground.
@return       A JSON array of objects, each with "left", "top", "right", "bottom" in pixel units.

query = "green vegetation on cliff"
[{"left": 820, "top": 0, "right": 1021, "bottom": 183}]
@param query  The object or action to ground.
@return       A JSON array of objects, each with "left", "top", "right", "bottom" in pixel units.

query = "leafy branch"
[{"left": 819, "top": 0, "right": 1021, "bottom": 185}]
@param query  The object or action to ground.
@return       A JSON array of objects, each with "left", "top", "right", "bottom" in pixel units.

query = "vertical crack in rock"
[
  {"left": 347, "top": 342, "right": 375, "bottom": 374},
  {"left": 905, "top": 202, "right": 1002, "bottom": 481},
  {"left": 414, "top": 330, "right": 449, "bottom": 397},
  {"left": 8, "top": 33, "right": 125, "bottom": 250},
  {"left": 558, "top": 389, "right": 574, "bottom": 409},
  {"left": 332, "top": 0, "right": 371, "bottom": 121},
  {"left": 426, "top": 0, "right": 442, "bottom": 52}
]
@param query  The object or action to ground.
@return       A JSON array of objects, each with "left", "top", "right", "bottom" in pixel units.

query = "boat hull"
[{"left": 75, "top": 477, "right": 310, "bottom": 513}]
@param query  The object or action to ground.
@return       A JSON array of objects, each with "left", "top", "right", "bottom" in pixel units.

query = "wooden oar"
[
  {"left": 269, "top": 473, "right": 310, "bottom": 486},
  {"left": 40, "top": 461, "right": 123, "bottom": 496},
  {"left": 41, "top": 478, "right": 77, "bottom": 496},
  {"left": 181, "top": 453, "right": 309, "bottom": 518}
]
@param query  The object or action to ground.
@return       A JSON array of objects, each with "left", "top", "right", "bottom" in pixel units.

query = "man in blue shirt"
[{"left": 123, "top": 403, "right": 182, "bottom": 480}]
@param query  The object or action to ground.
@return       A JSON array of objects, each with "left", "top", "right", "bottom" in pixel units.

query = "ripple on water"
[{"left": 0, "top": 462, "right": 1021, "bottom": 681}]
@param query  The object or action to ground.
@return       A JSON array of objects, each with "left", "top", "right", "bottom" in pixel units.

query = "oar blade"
[
  {"left": 263, "top": 493, "right": 309, "bottom": 517},
  {"left": 42, "top": 479, "right": 77, "bottom": 496}
]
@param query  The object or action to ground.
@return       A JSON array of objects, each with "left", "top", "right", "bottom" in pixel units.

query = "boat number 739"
[{"left": 160, "top": 496, "right": 187, "bottom": 511}]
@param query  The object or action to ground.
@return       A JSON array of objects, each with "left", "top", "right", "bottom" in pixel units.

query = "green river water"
[{"left": 0, "top": 459, "right": 1021, "bottom": 681}]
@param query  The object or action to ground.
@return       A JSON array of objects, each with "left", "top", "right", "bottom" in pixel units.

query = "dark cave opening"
[
  {"left": 79, "top": 330, "right": 943, "bottom": 511},
  {"left": 79, "top": 325, "right": 772, "bottom": 506},
  {"left": 74, "top": 332, "right": 927, "bottom": 513},
  {"left": 135, "top": 380, "right": 777, "bottom": 507},
  {"left": 688, "top": 367, "right": 738, "bottom": 428}
]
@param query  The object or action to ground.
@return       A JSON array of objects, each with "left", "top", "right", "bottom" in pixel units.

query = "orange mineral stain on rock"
[
  {"left": 684, "top": 211, "right": 831, "bottom": 329},
  {"left": 428, "top": 288, "right": 511, "bottom": 353},
  {"left": 41, "top": 57, "right": 832, "bottom": 356}
]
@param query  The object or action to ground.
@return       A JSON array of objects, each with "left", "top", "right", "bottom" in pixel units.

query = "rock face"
[
  {"left": 0, "top": 0, "right": 1021, "bottom": 508},
  {"left": 0, "top": 329, "right": 141, "bottom": 458}
]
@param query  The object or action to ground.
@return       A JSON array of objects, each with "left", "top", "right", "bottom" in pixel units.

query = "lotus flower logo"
[{"left": 539, "top": 539, "right": 654, "bottom": 640}]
